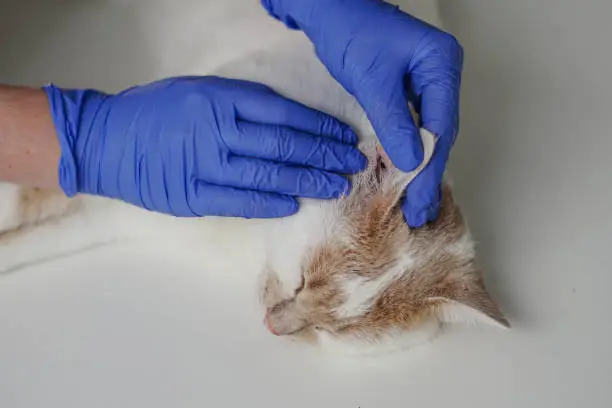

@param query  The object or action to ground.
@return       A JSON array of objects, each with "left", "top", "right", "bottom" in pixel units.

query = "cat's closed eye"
[{"left": 294, "top": 276, "right": 305, "bottom": 296}]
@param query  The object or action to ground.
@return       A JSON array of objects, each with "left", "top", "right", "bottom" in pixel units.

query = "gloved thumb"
[
  {"left": 402, "top": 141, "right": 450, "bottom": 227},
  {"left": 365, "top": 76, "right": 424, "bottom": 173}
]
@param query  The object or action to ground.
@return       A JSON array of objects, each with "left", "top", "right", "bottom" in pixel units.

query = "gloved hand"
[
  {"left": 44, "top": 76, "right": 366, "bottom": 218},
  {"left": 261, "top": 0, "right": 463, "bottom": 227}
]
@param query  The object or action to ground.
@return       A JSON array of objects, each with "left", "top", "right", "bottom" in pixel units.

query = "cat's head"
[{"left": 261, "top": 130, "right": 508, "bottom": 353}]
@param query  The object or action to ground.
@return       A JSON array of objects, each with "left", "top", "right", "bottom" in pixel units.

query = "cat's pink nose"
[{"left": 264, "top": 312, "right": 280, "bottom": 336}]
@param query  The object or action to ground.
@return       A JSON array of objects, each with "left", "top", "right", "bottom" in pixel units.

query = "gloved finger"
[
  {"left": 405, "top": 76, "right": 422, "bottom": 116},
  {"left": 191, "top": 182, "right": 298, "bottom": 218},
  {"left": 233, "top": 90, "right": 358, "bottom": 144},
  {"left": 401, "top": 142, "right": 450, "bottom": 228},
  {"left": 218, "top": 156, "right": 349, "bottom": 199},
  {"left": 419, "top": 79, "right": 460, "bottom": 146},
  {"left": 228, "top": 121, "right": 366, "bottom": 173},
  {"left": 261, "top": 0, "right": 301, "bottom": 29},
  {"left": 367, "top": 75, "right": 424, "bottom": 173}
]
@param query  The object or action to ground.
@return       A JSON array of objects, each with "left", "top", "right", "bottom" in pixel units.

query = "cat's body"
[{"left": 0, "top": 1, "right": 508, "bottom": 357}]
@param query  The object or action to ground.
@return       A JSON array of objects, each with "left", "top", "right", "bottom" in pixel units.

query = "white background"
[{"left": 1, "top": 0, "right": 611, "bottom": 407}]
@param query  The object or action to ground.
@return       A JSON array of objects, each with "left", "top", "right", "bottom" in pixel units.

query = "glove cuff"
[
  {"left": 43, "top": 84, "right": 79, "bottom": 197},
  {"left": 43, "top": 84, "right": 111, "bottom": 198}
]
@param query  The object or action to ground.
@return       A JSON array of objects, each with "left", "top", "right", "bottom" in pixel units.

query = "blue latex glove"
[
  {"left": 44, "top": 76, "right": 366, "bottom": 218},
  {"left": 261, "top": 0, "right": 464, "bottom": 227}
]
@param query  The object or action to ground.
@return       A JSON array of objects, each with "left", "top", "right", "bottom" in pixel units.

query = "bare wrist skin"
[{"left": 0, "top": 84, "right": 61, "bottom": 189}]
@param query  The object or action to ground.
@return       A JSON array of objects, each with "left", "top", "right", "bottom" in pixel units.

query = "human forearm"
[{"left": 0, "top": 84, "right": 61, "bottom": 188}]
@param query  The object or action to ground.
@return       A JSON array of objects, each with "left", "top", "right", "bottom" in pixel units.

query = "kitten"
[
  {"left": 0, "top": 121, "right": 508, "bottom": 358},
  {"left": 0, "top": 132, "right": 508, "bottom": 357},
  {"left": 0, "top": 2, "right": 509, "bottom": 357}
]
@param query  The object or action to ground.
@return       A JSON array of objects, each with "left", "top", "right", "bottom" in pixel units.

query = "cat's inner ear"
[
  {"left": 375, "top": 144, "right": 394, "bottom": 181},
  {"left": 428, "top": 279, "right": 510, "bottom": 329}
]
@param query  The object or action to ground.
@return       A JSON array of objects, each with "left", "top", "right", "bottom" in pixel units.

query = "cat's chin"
[{"left": 298, "top": 319, "right": 443, "bottom": 358}]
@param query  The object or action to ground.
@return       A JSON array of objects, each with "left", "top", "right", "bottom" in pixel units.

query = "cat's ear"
[
  {"left": 382, "top": 128, "right": 438, "bottom": 202},
  {"left": 428, "top": 275, "right": 510, "bottom": 329}
]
